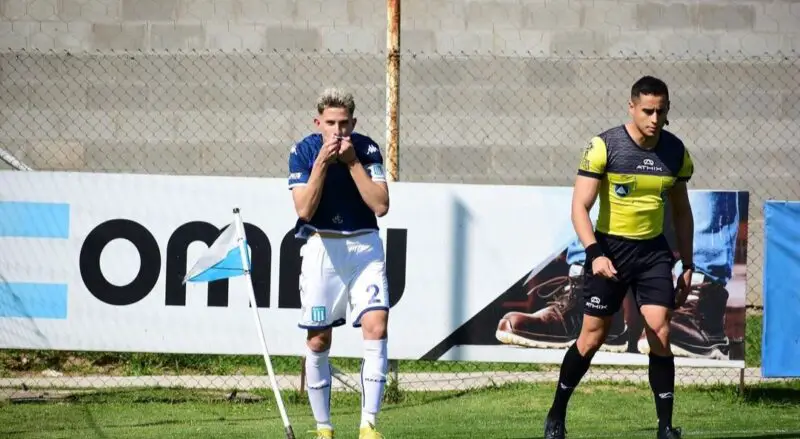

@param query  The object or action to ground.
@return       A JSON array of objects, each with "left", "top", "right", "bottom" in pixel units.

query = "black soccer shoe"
[
  {"left": 544, "top": 416, "right": 566, "bottom": 439},
  {"left": 657, "top": 425, "right": 682, "bottom": 439}
]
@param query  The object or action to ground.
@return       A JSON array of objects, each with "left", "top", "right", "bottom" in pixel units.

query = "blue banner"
[{"left": 762, "top": 201, "right": 800, "bottom": 377}]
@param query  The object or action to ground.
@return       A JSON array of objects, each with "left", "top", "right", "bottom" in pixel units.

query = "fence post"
[
  {"left": 389, "top": 359, "right": 399, "bottom": 383},
  {"left": 738, "top": 367, "right": 745, "bottom": 397},
  {"left": 385, "top": 0, "right": 401, "bottom": 182},
  {"left": 384, "top": 359, "right": 401, "bottom": 402},
  {"left": 299, "top": 356, "right": 306, "bottom": 394}
]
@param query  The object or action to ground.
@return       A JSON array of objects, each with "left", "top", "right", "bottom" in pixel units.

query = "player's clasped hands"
[
  {"left": 592, "top": 256, "right": 618, "bottom": 281},
  {"left": 315, "top": 134, "right": 358, "bottom": 166},
  {"left": 336, "top": 135, "right": 357, "bottom": 164},
  {"left": 317, "top": 135, "right": 342, "bottom": 165}
]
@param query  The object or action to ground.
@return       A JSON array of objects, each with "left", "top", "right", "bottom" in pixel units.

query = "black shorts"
[{"left": 582, "top": 232, "right": 676, "bottom": 317}]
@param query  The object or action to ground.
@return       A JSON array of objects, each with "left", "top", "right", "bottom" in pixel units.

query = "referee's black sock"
[
  {"left": 548, "top": 343, "right": 593, "bottom": 421},
  {"left": 648, "top": 353, "right": 675, "bottom": 431}
]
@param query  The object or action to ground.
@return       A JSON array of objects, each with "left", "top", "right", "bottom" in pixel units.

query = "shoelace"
[
  {"left": 526, "top": 275, "right": 569, "bottom": 298},
  {"left": 527, "top": 275, "right": 576, "bottom": 310}
]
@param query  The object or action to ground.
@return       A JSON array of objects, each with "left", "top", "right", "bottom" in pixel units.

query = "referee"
[{"left": 543, "top": 76, "right": 694, "bottom": 439}]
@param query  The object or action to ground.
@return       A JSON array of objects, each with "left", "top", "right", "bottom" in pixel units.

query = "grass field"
[
  {"left": 1, "top": 381, "right": 799, "bottom": 438},
  {"left": 0, "top": 315, "right": 764, "bottom": 378},
  {"left": 3, "top": 313, "right": 794, "bottom": 438}
]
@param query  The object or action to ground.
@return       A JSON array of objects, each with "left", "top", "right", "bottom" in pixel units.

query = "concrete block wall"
[
  {"left": 2, "top": 0, "right": 799, "bottom": 306},
  {"left": 1, "top": 0, "right": 799, "bottom": 54},
  {"left": 1, "top": 0, "right": 797, "bottom": 176}
]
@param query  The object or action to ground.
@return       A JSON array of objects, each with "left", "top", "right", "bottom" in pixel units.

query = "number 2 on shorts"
[{"left": 367, "top": 284, "right": 381, "bottom": 304}]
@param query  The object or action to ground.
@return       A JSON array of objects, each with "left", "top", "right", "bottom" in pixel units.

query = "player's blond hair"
[{"left": 316, "top": 87, "right": 356, "bottom": 115}]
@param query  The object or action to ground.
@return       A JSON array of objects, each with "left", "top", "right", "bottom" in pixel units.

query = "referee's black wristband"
[{"left": 585, "top": 243, "right": 603, "bottom": 262}]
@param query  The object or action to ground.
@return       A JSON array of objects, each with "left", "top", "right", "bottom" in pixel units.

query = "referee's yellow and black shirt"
[{"left": 578, "top": 125, "right": 694, "bottom": 240}]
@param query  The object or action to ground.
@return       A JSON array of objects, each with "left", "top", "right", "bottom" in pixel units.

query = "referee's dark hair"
[
  {"left": 631, "top": 76, "right": 670, "bottom": 124},
  {"left": 631, "top": 75, "right": 669, "bottom": 101}
]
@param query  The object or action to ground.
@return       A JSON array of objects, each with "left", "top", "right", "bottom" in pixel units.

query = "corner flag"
[
  {"left": 182, "top": 208, "right": 295, "bottom": 439},
  {"left": 183, "top": 217, "right": 251, "bottom": 284}
]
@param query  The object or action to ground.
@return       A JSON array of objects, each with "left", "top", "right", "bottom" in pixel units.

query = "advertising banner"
[
  {"left": 0, "top": 171, "right": 747, "bottom": 368},
  {"left": 762, "top": 200, "right": 800, "bottom": 377}
]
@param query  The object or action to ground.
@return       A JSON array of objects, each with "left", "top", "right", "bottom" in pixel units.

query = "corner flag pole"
[{"left": 232, "top": 208, "right": 295, "bottom": 439}]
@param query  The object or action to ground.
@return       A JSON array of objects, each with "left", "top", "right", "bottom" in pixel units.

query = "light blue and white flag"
[
  {"left": 179, "top": 209, "right": 294, "bottom": 436},
  {"left": 183, "top": 214, "right": 251, "bottom": 284}
]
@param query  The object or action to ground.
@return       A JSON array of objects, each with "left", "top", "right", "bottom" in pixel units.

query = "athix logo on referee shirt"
[{"left": 637, "top": 158, "right": 663, "bottom": 172}]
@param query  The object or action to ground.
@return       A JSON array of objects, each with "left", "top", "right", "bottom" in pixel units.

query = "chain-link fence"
[{"left": 1, "top": 48, "right": 798, "bottom": 397}]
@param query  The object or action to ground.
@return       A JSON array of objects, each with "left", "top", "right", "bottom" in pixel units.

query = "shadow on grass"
[
  {"left": 686, "top": 382, "right": 800, "bottom": 406},
  {"left": 82, "top": 405, "right": 110, "bottom": 439},
  {"left": 4, "top": 414, "right": 268, "bottom": 436},
  {"left": 510, "top": 433, "right": 800, "bottom": 439},
  {"left": 704, "top": 434, "right": 800, "bottom": 439},
  {"left": 740, "top": 385, "right": 800, "bottom": 405}
]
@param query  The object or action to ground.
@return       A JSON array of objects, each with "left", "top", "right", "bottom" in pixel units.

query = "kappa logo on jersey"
[
  {"left": 289, "top": 172, "right": 303, "bottom": 180},
  {"left": 311, "top": 306, "right": 327, "bottom": 323},
  {"left": 290, "top": 145, "right": 297, "bottom": 154},
  {"left": 366, "top": 144, "right": 379, "bottom": 155}
]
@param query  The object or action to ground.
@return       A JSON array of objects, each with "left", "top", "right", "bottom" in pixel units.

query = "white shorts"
[{"left": 298, "top": 231, "right": 390, "bottom": 329}]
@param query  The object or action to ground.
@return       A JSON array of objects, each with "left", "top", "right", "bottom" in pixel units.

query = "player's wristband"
[{"left": 585, "top": 243, "right": 603, "bottom": 263}]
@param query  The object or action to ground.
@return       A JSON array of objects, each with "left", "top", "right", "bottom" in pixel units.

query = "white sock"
[
  {"left": 305, "top": 347, "right": 332, "bottom": 430},
  {"left": 360, "top": 338, "right": 388, "bottom": 428}
]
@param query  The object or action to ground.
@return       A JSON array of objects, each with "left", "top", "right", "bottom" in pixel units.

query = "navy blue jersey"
[{"left": 288, "top": 132, "right": 387, "bottom": 239}]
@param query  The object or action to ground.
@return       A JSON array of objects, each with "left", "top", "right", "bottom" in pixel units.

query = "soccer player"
[
  {"left": 543, "top": 76, "right": 694, "bottom": 439},
  {"left": 288, "top": 88, "right": 391, "bottom": 439}
]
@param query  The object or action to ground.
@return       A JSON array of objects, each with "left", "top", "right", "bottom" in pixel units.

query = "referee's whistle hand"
[
  {"left": 674, "top": 270, "right": 692, "bottom": 307},
  {"left": 592, "top": 256, "right": 618, "bottom": 281}
]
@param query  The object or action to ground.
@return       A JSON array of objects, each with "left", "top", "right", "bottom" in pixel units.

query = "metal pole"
[
  {"left": 389, "top": 359, "right": 399, "bottom": 383},
  {"left": 385, "top": 0, "right": 400, "bottom": 182},
  {"left": 0, "top": 147, "right": 33, "bottom": 171},
  {"left": 300, "top": 356, "right": 306, "bottom": 394},
  {"left": 738, "top": 367, "right": 745, "bottom": 397}
]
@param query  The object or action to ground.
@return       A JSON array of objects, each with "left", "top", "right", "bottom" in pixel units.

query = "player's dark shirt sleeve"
[
  {"left": 359, "top": 138, "right": 387, "bottom": 182},
  {"left": 288, "top": 143, "right": 311, "bottom": 189}
]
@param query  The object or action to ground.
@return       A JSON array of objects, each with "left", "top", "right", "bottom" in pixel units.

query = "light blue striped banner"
[
  {"left": 0, "top": 283, "right": 68, "bottom": 319},
  {"left": 0, "top": 201, "right": 70, "bottom": 238}
]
